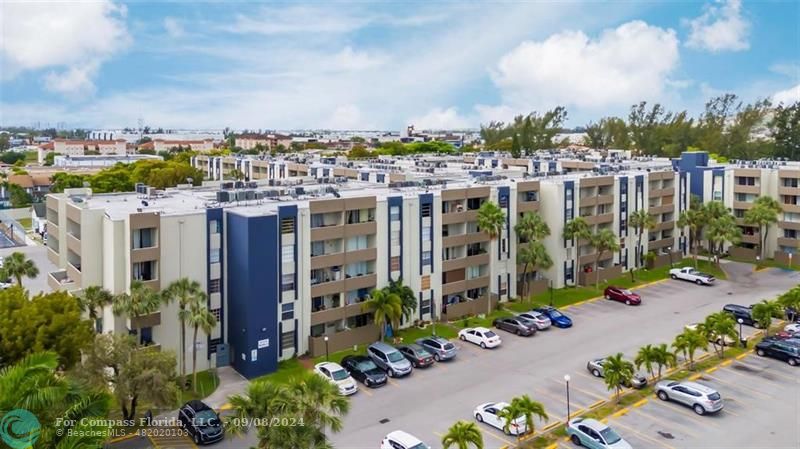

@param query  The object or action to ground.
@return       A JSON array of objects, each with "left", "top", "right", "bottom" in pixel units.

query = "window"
[
  {"left": 132, "top": 228, "right": 156, "bottom": 249},
  {"left": 209, "top": 278, "right": 221, "bottom": 294},
  {"left": 390, "top": 256, "right": 401, "bottom": 271},
  {"left": 421, "top": 203, "right": 432, "bottom": 218},
  {"left": 209, "top": 220, "right": 220, "bottom": 234},
  {"left": 281, "top": 245, "right": 294, "bottom": 263},
  {"left": 280, "top": 330, "right": 294, "bottom": 349},
  {"left": 347, "top": 210, "right": 361, "bottom": 224},
  {"left": 390, "top": 206, "right": 400, "bottom": 221},
  {"left": 525, "top": 191, "right": 538, "bottom": 202},
  {"left": 209, "top": 248, "right": 220, "bottom": 264},
  {"left": 422, "top": 226, "right": 431, "bottom": 241},
  {"left": 132, "top": 261, "right": 157, "bottom": 281},
  {"left": 346, "top": 235, "right": 368, "bottom": 251},
  {"left": 422, "top": 251, "right": 432, "bottom": 266},
  {"left": 390, "top": 230, "right": 401, "bottom": 247},
  {"left": 311, "top": 241, "right": 324, "bottom": 257},
  {"left": 281, "top": 273, "right": 295, "bottom": 292},
  {"left": 467, "top": 198, "right": 482, "bottom": 210},
  {"left": 280, "top": 217, "right": 295, "bottom": 234},
  {"left": 281, "top": 302, "right": 294, "bottom": 320}
]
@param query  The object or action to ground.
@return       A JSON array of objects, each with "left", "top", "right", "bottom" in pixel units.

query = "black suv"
[
  {"left": 178, "top": 400, "right": 224, "bottom": 445},
  {"left": 756, "top": 337, "right": 800, "bottom": 366},
  {"left": 723, "top": 304, "right": 757, "bottom": 327}
]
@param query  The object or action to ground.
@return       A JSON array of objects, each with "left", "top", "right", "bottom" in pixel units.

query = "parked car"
[
  {"left": 566, "top": 417, "right": 631, "bottom": 449},
  {"left": 755, "top": 337, "right": 800, "bottom": 366},
  {"left": 473, "top": 402, "right": 528, "bottom": 436},
  {"left": 516, "top": 310, "right": 552, "bottom": 330},
  {"left": 458, "top": 327, "right": 502, "bottom": 349},
  {"left": 603, "top": 286, "right": 641, "bottom": 305},
  {"left": 493, "top": 316, "right": 537, "bottom": 336},
  {"left": 785, "top": 323, "right": 800, "bottom": 334},
  {"left": 685, "top": 323, "right": 735, "bottom": 346},
  {"left": 415, "top": 336, "right": 457, "bottom": 362},
  {"left": 669, "top": 267, "right": 715, "bottom": 285},
  {"left": 368, "top": 342, "right": 413, "bottom": 377},
  {"left": 381, "top": 430, "right": 430, "bottom": 449},
  {"left": 722, "top": 304, "right": 758, "bottom": 327},
  {"left": 586, "top": 358, "right": 647, "bottom": 388},
  {"left": 398, "top": 343, "right": 435, "bottom": 368},
  {"left": 533, "top": 306, "right": 572, "bottom": 328},
  {"left": 314, "top": 361, "right": 358, "bottom": 396},
  {"left": 340, "top": 355, "right": 387, "bottom": 388},
  {"left": 655, "top": 380, "right": 724, "bottom": 415},
  {"left": 177, "top": 400, "right": 225, "bottom": 445},
  {"left": 0, "top": 281, "right": 12, "bottom": 290}
]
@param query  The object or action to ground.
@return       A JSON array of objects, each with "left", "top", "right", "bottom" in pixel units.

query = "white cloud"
[
  {"left": 773, "top": 84, "right": 800, "bottom": 105},
  {"left": 685, "top": 0, "right": 750, "bottom": 52},
  {"left": 0, "top": 0, "right": 129, "bottom": 94},
  {"left": 163, "top": 17, "right": 185, "bottom": 38},
  {"left": 408, "top": 107, "right": 472, "bottom": 130},
  {"left": 487, "top": 21, "right": 679, "bottom": 115}
]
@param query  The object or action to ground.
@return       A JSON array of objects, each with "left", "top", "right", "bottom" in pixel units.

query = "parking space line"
[
  {"left": 632, "top": 398, "right": 647, "bottom": 408},
  {"left": 648, "top": 399, "right": 721, "bottom": 427},
  {"left": 608, "top": 420, "right": 676, "bottom": 449},
  {"left": 387, "top": 378, "right": 401, "bottom": 387},
  {"left": 480, "top": 428, "right": 515, "bottom": 446},
  {"left": 720, "top": 359, "right": 732, "bottom": 367},
  {"left": 734, "top": 360, "right": 799, "bottom": 382},
  {"left": 359, "top": 387, "right": 373, "bottom": 397},
  {"left": 705, "top": 367, "right": 718, "bottom": 374},
  {"left": 610, "top": 407, "right": 629, "bottom": 418},
  {"left": 702, "top": 374, "right": 774, "bottom": 399},
  {"left": 716, "top": 365, "right": 782, "bottom": 386},
  {"left": 735, "top": 352, "right": 748, "bottom": 360},
  {"left": 560, "top": 382, "right": 608, "bottom": 401},
  {"left": 628, "top": 407, "right": 700, "bottom": 438},
  {"left": 589, "top": 399, "right": 605, "bottom": 409}
]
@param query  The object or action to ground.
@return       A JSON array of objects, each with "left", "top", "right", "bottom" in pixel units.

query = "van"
[{"left": 367, "top": 342, "right": 413, "bottom": 378}]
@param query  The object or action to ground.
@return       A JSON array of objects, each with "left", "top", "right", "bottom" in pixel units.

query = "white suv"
[
  {"left": 314, "top": 362, "right": 358, "bottom": 396},
  {"left": 655, "top": 380, "right": 724, "bottom": 415},
  {"left": 381, "top": 430, "right": 430, "bottom": 449}
]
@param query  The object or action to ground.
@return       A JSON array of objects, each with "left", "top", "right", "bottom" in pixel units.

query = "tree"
[
  {"left": 186, "top": 299, "right": 216, "bottom": 392},
  {"left": 347, "top": 145, "right": 373, "bottom": 159},
  {"left": 703, "top": 312, "right": 738, "bottom": 359},
  {"left": 563, "top": 217, "right": 591, "bottom": 252},
  {"left": 678, "top": 198, "right": 705, "bottom": 268},
  {"left": 7, "top": 183, "right": 32, "bottom": 208},
  {"left": 0, "top": 288, "right": 94, "bottom": 369},
  {"left": 361, "top": 289, "right": 402, "bottom": 341},
  {"left": 634, "top": 344, "right": 658, "bottom": 381},
  {"left": 510, "top": 134, "right": 521, "bottom": 158},
  {"left": 43, "top": 151, "right": 56, "bottom": 166},
  {"left": 705, "top": 212, "right": 741, "bottom": 265},
  {"left": 777, "top": 286, "right": 800, "bottom": 322},
  {"left": 228, "top": 168, "right": 246, "bottom": 181},
  {"left": 602, "top": 353, "right": 634, "bottom": 402},
  {"left": 78, "top": 285, "right": 113, "bottom": 332},
  {"left": 0, "top": 352, "right": 112, "bottom": 449},
  {"left": 442, "top": 420, "right": 484, "bottom": 449},
  {"left": 744, "top": 196, "right": 782, "bottom": 260},
  {"left": 162, "top": 278, "right": 205, "bottom": 378},
  {"left": 477, "top": 200, "right": 506, "bottom": 313},
  {"left": 50, "top": 172, "right": 88, "bottom": 193},
  {"left": 517, "top": 242, "right": 553, "bottom": 298},
  {"left": 497, "top": 395, "right": 547, "bottom": 440},
  {"left": 0, "top": 251, "right": 39, "bottom": 286},
  {"left": 78, "top": 333, "right": 178, "bottom": 421},
  {"left": 770, "top": 101, "right": 800, "bottom": 160},
  {"left": 672, "top": 327, "right": 707, "bottom": 370},
  {"left": 589, "top": 228, "right": 620, "bottom": 289},
  {"left": 112, "top": 280, "right": 163, "bottom": 345},
  {"left": 515, "top": 212, "right": 551, "bottom": 243},
  {"left": 0, "top": 151, "right": 25, "bottom": 164},
  {"left": 628, "top": 210, "right": 656, "bottom": 280},
  {"left": 652, "top": 343, "right": 676, "bottom": 380},
  {"left": 387, "top": 279, "right": 417, "bottom": 324},
  {"left": 751, "top": 300, "right": 782, "bottom": 335}
]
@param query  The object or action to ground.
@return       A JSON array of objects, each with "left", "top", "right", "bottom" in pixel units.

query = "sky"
[{"left": 0, "top": 0, "right": 798, "bottom": 131}]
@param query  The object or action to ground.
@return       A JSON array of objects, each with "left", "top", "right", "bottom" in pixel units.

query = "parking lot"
[{"left": 0, "top": 244, "right": 58, "bottom": 295}]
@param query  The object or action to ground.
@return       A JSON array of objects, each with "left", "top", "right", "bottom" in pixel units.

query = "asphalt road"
[{"left": 0, "top": 244, "right": 58, "bottom": 295}]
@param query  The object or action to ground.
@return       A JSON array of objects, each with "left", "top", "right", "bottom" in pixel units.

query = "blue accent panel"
[
  {"left": 226, "top": 213, "right": 279, "bottom": 379},
  {"left": 549, "top": 161, "right": 557, "bottom": 173},
  {"left": 714, "top": 167, "right": 725, "bottom": 201},
  {"left": 388, "top": 196, "right": 403, "bottom": 280},
  {"left": 419, "top": 193, "right": 434, "bottom": 275},
  {"left": 206, "top": 208, "right": 224, "bottom": 360},
  {"left": 635, "top": 175, "right": 644, "bottom": 211},
  {"left": 361, "top": 172, "right": 369, "bottom": 181},
  {"left": 618, "top": 177, "right": 628, "bottom": 235},
  {"left": 278, "top": 205, "right": 298, "bottom": 305},
  {"left": 498, "top": 186, "right": 510, "bottom": 260},
  {"left": 564, "top": 181, "right": 574, "bottom": 246},
  {"left": 534, "top": 161, "right": 541, "bottom": 172}
]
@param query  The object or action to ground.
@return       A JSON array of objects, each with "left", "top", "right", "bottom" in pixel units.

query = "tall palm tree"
[
  {"left": 628, "top": 210, "right": 656, "bottom": 280},
  {"left": 162, "top": 278, "right": 205, "bottom": 377},
  {"left": 285, "top": 372, "right": 350, "bottom": 435},
  {"left": 602, "top": 353, "right": 634, "bottom": 402},
  {"left": 702, "top": 201, "right": 729, "bottom": 254},
  {"left": 77, "top": 285, "right": 113, "bottom": 332},
  {"left": 672, "top": 328, "right": 707, "bottom": 370},
  {"left": 442, "top": 420, "right": 484, "bottom": 449},
  {"left": 515, "top": 212, "right": 550, "bottom": 243},
  {"left": 361, "top": 289, "right": 402, "bottom": 341},
  {"left": 705, "top": 213, "right": 741, "bottom": 265},
  {"left": 751, "top": 299, "right": 782, "bottom": 335},
  {"left": 744, "top": 196, "right": 782, "bottom": 260},
  {"left": 186, "top": 298, "right": 215, "bottom": 392},
  {"left": 0, "top": 251, "right": 39, "bottom": 286},
  {"left": 652, "top": 343, "right": 677, "bottom": 380},
  {"left": 589, "top": 228, "right": 620, "bottom": 289},
  {"left": 703, "top": 312, "right": 738, "bottom": 359},
  {"left": 498, "top": 395, "right": 547, "bottom": 441},
  {"left": 634, "top": 344, "right": 658, "bottom": 381},
  {"left": 387, "top": 279, "right": 417, "bottom": 324},
  {"left": 477, "top": 200, "right": 506, "bottom": 314},
  {"left": 112, "top": 280, "right": 163, "bottom": 345},
  {"left": 678, "top": 200, "right": 706, "bottom": 268},
  {"left": 517, "top": 241, "right": 553, "bottom": 298},
  {"left": 777, "top": 286, "right": 800, "bottom": 322},
  {"left": 563, "top": 217, "right": 591, "bottom": 286}
]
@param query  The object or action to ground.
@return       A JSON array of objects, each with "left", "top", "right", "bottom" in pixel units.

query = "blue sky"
[{"left": 1, "top": 0, "right": 798, "bottom": 130}]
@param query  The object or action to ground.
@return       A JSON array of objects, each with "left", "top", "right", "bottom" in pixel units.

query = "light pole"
[
  {"left": 324, "top": 335, "right": 330, "bottom": 361},
  {"left": 756, "top": 255, "right": 761, "bottom": 268},
  {"left": 667, "top": 246, "right": 674, "bottom": 268},
  {"left": 564, "top": 374, "right": 571, "bottom": 423},
  {"left": 549, "top": 279, "right": 554, "bottom": 307},
  {"left": 737, "top": 318, "right": 745, "bottom": 348},
  {"left": 789, "top": 253, "right": 793, "bottom": 269}
]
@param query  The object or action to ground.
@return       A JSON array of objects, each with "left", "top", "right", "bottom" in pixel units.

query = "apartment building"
[
  {"left": 45, "top": 154, "right": 692, "bottom": 379},
  {"left": 52, "top": 139, "right": 128, "bottom": 156},
  {"left": 235, "top": 133, "right": 292, "bottom": 150},
  {"left": 146, "top": 139, "right": 215, "bottom": 153}
]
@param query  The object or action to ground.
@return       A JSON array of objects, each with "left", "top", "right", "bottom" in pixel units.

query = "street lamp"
[
  {"left": 324, "top": 335, "right": 330, "bottom": 361},
  {"left": 789, "top": 253, "right": 793, "bottom": 268},
  {"left": 737, "top": 318, "right": 745, "bottom": 348},
  {"left": 756, "top": 255, "right": 761, "bottom": 268},
  {"left": 564, "top": 374, "right": 571, "bottom": 422},
  {"left": 549, "top": 279, "right": 554, "bottom": 307},
  {"left": 667, "top": 246, "right": 674, "bottom": 268}
]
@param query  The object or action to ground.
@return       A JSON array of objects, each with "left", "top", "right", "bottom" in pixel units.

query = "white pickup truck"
[{"left": 669, "top": 267, "right": 715, "bottom": 285}]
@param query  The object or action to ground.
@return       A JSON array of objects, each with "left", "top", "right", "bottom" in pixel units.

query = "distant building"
[
  {"left": 236, "top": 134, "right": 292, "bottom": 150},
  {"left": 40, "top": 139, "right": 128, "bottom": 163},
  {"left": 142, "top": 139, "right": 215, "bottom": 153},
  {"left": 54, "top": 154, "right": 163, "bottom": 168}
]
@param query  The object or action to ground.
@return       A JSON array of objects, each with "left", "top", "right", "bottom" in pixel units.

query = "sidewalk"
[{"left": 203, "top": 366, "right": 249, "bottom": 409}]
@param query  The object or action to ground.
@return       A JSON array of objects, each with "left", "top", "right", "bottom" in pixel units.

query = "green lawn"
[
  {"left": 24, "top": 151, "right": 38, "bottom": 163},
  {"left": 727, "top": 255, "right": 800, "bottom": 272},
  {"left": 177, "top": 370, "right": 219, "bottom": 405},
  {"left": 17, "top": 217, "right": 32, "bottom": 230},
  {"left": 253, "top": 358, "right": 309, "bottom": 384}
]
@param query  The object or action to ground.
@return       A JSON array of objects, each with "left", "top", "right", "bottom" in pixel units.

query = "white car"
[
  {"left": 0, "top": 281, "right": 12, "bottom": 290},
  {"left": 685, "top": 323, "right": 735, "bottom": 346},
  {"left": 314, "top": 362, "right": 358, "bottom": 396},
  {"left": 473, "top": 402, "right": 528, "bottom": 436},
  {"left": 517, "top": 310, "right": 552, "bottom": 330},
  {"left": 458, "top": 327, "right": 502, "bottom": 349},
  {"left": 381, "top": 430, "right": 430, "bottom": 449},
  {"left": 669, "top": 267, "right": 715, "bottom": 285},
  {"left": 785, "top": 323, "right": 800, "bottom": 334}
]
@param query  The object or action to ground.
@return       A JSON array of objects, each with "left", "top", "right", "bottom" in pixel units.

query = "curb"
[{"left": 561, "top": 278, "right": 670, "bottom": 311}]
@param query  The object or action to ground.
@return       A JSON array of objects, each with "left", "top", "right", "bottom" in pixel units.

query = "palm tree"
[
  {"left": 634, "top": 344, "right": 658, "bottom": 381},
  {"left": 0, "top": 251, "right": 39, "bottom": 286},
  {"left": 652, "top": 343, "right": 677, "bottom": 380},
  {"left": 387, "top": 279, "right": 417, "bottom": 324},
  {"left": 702, "top": 201, "right": 729, "bottom": 255},
  {"left": 477, "top": 200, "right": 506, "bottom": 315},
  {"left": 498, "top": 395, "right": 547, "bottom": 440},
  {"left": 186, "top": 298, "right": 216, "bottom": 392},
  {"left": 777, "top": 286, "right": 800, "bottom": 322},
  {"left": 563, "top": 217, "right": 591, "bottom": 285},
  {"left": 162, "top": 278, "right": 205, "bottom": 378},
  {"left": 628, "top": 210, "right": 656, "bottom": 280},
  {"left": 744, "top": 196, "right": 781, "bottom": 260},
  {"left": 678, "top": 199, "right": 705, "bottom": 268},
  {"left": 361, "top": 289, "right": 402, "bottom": 341},
  {"left": 285, "top": 373, "right": 350, "bottom": 436},
  {"left": 751, "top": 299, "right": 782, "bottom": 335},
  {"left": 703, "top": 312, "right": 738, "bottom": 359},
  {"left": 672, "top": 328, "right": 707, "bottom": 370},
  {"left": 589, "top": 228, "right": 620, "bottom": 289},
  {"left": 705, "top": 213, "right": 741, "bottom": 265},
  {"left": 602, "top": 353, "right": 634, "bottom": 402},
  {"left": 112, "top": 280, "right": 163, "bottom": 345},
  {"left": 77, "top": 285, "right": 113, "bottom": 332},
  {"left": 515, "top": 212, "right": 550, "bottom": 243},
  {"left": 442, "top": 420, "right": 484, "bottom": 449},
  {"left": 517, "top": 241, "right": 553, "bottom": 298}
]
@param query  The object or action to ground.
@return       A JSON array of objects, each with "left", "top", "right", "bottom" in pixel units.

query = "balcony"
[
  {"left": 648, "top": 204, "right": 674, "bottom": 215},
  {"left": 777, "top": 237, "right": 800, "bottom": 249},
  {"left": 47, "top": 246, "right": 59, "bottom": 265},
  {"left": 442, "top": 210, "right": 479, "bottom": 225},
  {"left": 310, "top": 302, "right": 366, "bottom": 326},
  {"left": 580, "top": 194, "right": 613, "bottom": 207},
  {"left": 344, "top": 221, "right": 377, "bottom": 237},
  {"left": 66, "top": 233, "right": 81, "bottom": 255},
  {"left": 442, "top": 252, "right": 489, "bottom": 272},
  {"left": 517, "top": 200, "right": 540, "bottom": 213},
  {"left": 778, "top": 185, "right": 800, "bottom": 196},
  {"left": 778, "top": 220, "right": 800, "bottom": 231},
  {"left": 733, "top": 184, "right": 761, "bottom": 195},
  {"left": 47, "top": 269, "right": 76, "bottom": 291},
  {"left": 129, "top": 311, "right": 162, "bottom": 330},
  {"left": 344, "top": 273, "right": 377, "bottom": 291},
  {"left": 578, "top": 250, "right": 614, "bottom": 267},
  {"left": 47, "top": 221, "right": 59, "bottom": 236},
  {"left": 648, "top": 237, "right": 674, "bottom": 251},
  {"left": 442, "top": 280, "right": 466, "bottom": 296},
  {"left": 465, "top": 231, "right": 490, "bottom": 244},
  {"left": 310, "top": 224, "right": 345, "bottom": 241},
  {"left": 310, "top": 252, "right": 345, "bottom": 270},
  {"left": 649, "top": 188, "right": 673, "bottom": 198},
  {"left": 740, "top": 233, "right": 760, "bottom": 245},
  {"left": 344, "top": 247, "right": 377, "bottom": 264},
  {"left": 131, "top": 246, "right": 159, "bottom": 264},
  {"left": 583, "top": 213, "right": 614, "bottom": 225},
  {"left": 653, "top": 221, "right": 674, "bottom": 232},
  {"left": 733, "top": 201, "right": 755, "bottom": 210},
  {"left": 442, "top": 234, "right": 467, "bottom": 248},
  {"left": 465, "top": 275, "right": 490, "bottom": 291},
  {"left": 781, "top": 203, "right": 800, "bottom": 214},
  {"left": 66, "top": 261, "right": 82, "bottom": 287}
]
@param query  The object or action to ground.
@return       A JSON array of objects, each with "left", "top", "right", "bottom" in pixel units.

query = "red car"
[{"left": 603, "top": 286, "right": 641, "bottom": 305}]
